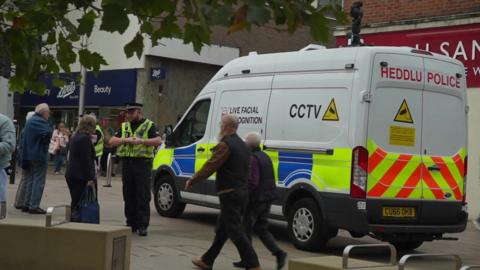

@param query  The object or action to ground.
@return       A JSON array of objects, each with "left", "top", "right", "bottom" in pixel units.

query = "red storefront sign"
[{"left": 336, "top": 24, "right": 480, "bottom": 88}]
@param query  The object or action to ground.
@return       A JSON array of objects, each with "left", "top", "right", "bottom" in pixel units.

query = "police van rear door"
[
  {"left": 366, "top": 53, "right": 425, "bottom": 224},
  {"left": 419, "top": 58, "right": 467, "bottom": 225}
]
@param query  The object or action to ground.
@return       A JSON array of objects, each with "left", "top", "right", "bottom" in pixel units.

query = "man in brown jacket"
[{"left": 185, "top": 114, "right": 261, "bottom": 270}]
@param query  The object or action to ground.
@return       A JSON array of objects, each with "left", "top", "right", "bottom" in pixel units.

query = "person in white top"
[{"left": 50, "top": 122, "right": 70, "bottom": 174}]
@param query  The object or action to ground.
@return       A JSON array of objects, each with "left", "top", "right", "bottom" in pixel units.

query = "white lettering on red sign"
[{"left": 380, "top": 67, "right": 461, "bottom": 89}]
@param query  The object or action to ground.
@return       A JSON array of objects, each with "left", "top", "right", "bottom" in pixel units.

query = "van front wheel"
[
  {"left": 287, "top": 198, "right": 328, "bottom": 251},
  {"left": 153, "top": 175, "right": 186, "bottom": 218}
]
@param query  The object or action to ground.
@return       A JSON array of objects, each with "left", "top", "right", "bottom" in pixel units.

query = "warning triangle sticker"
[
  {"left": 394, "top": 99, "right": 414, "bottom": 124},
  {"left": 322, "top": 98, "right": 339, "bottom": 121}
]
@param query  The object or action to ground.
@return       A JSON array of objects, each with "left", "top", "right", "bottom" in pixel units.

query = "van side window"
[{"left": 174, "top": 99, "right": 211, "bottom": 147}]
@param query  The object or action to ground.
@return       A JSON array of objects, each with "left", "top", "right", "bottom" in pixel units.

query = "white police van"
[{"left": 152, "top": 45, "right": 469, "bottom": 251}]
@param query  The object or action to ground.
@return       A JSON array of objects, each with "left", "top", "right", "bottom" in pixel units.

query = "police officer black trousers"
[{"left": 122, "top": 158, "right": 151, "bottom": 231}]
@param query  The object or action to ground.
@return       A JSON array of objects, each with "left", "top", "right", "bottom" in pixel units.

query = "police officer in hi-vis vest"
[
  {"left": 87, "top": 113, "right": 104, "bottom": 170},
  {"left": 94, "top": 124, "right": 104, "bottom": 162},
  {"left": 109, "top": 103, "right": 162, "bottom": 236}
]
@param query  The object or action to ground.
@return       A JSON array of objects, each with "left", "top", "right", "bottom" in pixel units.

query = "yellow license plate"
[{"left": 382, "top": 207, "right": 416, "bottom": 218}]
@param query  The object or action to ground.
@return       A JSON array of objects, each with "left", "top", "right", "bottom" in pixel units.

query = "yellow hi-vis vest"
[
  {"left": 95, "top": 125, "right": 104, "bottom": 157},
  {"left": 117, "top": 119, "right": 155, "bottom": 158}
]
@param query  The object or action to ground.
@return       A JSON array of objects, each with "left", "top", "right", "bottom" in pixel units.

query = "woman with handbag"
[
  {"left": 65, "top": 115, "right": 97, "bottom": 222},
  {"left": 50, "top": 122, "right": 70, "bottom": 174}
]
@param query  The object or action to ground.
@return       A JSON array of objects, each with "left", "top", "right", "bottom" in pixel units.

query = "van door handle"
[
  {"left": 428, "top": 165, "right": 441, "bottom": 171},
  {"left": 197, "top": 147, "right": 205, "bottom": 153}
]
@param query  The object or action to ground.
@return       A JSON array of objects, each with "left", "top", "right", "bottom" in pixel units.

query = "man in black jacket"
[
  {"left": 185, "top": 114, "right": 261, "bottom": 270},
  {"left": 233, "top": 132, "right": 287, "bottom": 270}
]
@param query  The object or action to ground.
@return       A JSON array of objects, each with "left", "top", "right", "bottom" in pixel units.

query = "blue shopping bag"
[{"left": 77, "top": 185, "right": 100, "bottom": 224}]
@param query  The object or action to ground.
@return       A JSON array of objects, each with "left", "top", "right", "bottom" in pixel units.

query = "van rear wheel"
[
  {"left": 153, "top": 175, "right": 186, "bottom": 218},
  {"left": 287, "top": 198, "right": 329, "bottom": 251}
]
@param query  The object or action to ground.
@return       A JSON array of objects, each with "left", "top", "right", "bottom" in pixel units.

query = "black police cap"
[{"left": 125, "top": 102, "right": 143, "bottom": 110}]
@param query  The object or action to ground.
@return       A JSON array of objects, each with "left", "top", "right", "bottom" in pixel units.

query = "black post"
[
  {"left": 9, "top": 120, "right": 19, "bottom": 184},
  {"left": 350, "top": 1, "right": 363, "bottom": 46}
]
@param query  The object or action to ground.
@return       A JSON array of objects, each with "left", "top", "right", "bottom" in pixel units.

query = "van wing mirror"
[
  {"left": 163, "top": 125, "right": 175, "bottom": 147},
  {"left": 164, "top": 125, "right": 173, "bottom": 136}
]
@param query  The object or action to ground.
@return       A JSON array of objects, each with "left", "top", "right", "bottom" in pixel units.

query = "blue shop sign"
[
  {"left": 20, "top": 69, "right": 137, "bottom": 107},
  {"left": 150, "top": 67, "right": 166, "bottom": 80}
]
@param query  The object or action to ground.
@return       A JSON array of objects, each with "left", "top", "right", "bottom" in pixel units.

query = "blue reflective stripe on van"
[
  {"left": 278, "top": 152, "right": 313, "bottom": 186},
  {"left": 173, "top": 145, "right": 196, "bottom": 156},
  {"left": 172, "top": 144, "right": 196, "bottom": 176}
]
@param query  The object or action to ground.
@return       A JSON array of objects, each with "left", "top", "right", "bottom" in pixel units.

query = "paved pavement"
[{"left": 5, "top": 170, "right": 480, "bottom": 269}]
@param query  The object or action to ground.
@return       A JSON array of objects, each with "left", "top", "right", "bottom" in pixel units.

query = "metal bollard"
[
  {"left": 45, "top": 205, "right": 71, "bottom": 227},
  {"left": 0, "top": 201, "right": 6, "bottom": 219},
  {"left": 398, "top": 253, "right": 462, "bottom": 270},
  {"left": 103, "top": 153, "right": 113, "bottom": 187},
  {"left": 342, "top": 243, "right": 397, "bottom": 269}
]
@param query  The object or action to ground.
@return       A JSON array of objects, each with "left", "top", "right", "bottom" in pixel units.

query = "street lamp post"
[{"left": 78, "top": 35, "right": 87, "bottom": 117}]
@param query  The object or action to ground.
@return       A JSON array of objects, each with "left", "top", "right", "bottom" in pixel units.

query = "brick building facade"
[{"left": 343, "top": 0, "right": 480, "bottom": 25}]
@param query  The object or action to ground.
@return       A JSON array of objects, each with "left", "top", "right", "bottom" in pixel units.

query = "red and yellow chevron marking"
[{"left": 366, "top": 140, "right": 466, "bottom": 201}]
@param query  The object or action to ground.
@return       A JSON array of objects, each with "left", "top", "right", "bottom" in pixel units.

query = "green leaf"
[
  {"left": 100, "top": 3, "right": 130, "bottom": 34},
  {"left": 61, "top": 18, "right": 81, "bottom": 42},
  {"left": 43, "top": 55, "right": 60, "bottom": 73},
  {"left": 53, "top": 78, "right": 65, "bottom": 88},
  {"left": 46, "top": 31, "right": 56, "bottom": 44},
  {"left": 9, "top": 75, "right": 26, "bottom": 93},
  {"left": 210, "top": 5, "right": 233, "bottom": 26},
  {"left": 183, "top": 23, "right": 210, "bottom": 53},
  {"left": 26, "top": 10, "right": 55, "bottom": 32},
  {"left": 123, "top": 33, "right": 143, "bottom": 58},
  {"left": 28, "top": 81, "right": 47, "bottom": 95},
  {"left": 152, "top": 16, "right": 182, "bottom": 40},
  {"left": 57, "top": 35, "right": 76, "bottom": 72},
  {"left": 308, "top": 12, "right": 329, "bottom": 42},
  {"left": 246, "top": 5, "right": 271, "bottom": 25},
  {"left": 79, "top": 49, "right": 108, "bottom": 72},
  {"left": 140, "top": 21, "right": 153, "bottom": 34},
  {"left": 77, "top": 10, "right": 97, "bottom": 36}
]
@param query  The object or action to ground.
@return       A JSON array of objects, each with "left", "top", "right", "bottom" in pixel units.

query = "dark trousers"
[
  {"left": 100, "top": 147, "right": 115, "bottom": 173},
  {"left": 66, "top": 178, "right": 91, "bottom": 222},
  {"left": 122, "top": 158, "right": 152, "bottom": 229},
  {"left": 244, "top": 201, "right": 283, "bottom": 256},
  {"left": 202, "top": 187, "right": 260, "bottom": 268}
]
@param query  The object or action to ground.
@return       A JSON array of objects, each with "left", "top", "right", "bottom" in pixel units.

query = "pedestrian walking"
[
  {"left": 50, "top": 122, "right": 69, "bottom": 174},
  {"left": 14, "top": 111, "right": 35, "bottom": 210},
  {"left": 109, "top": 103, "right": 162, "bottom": 236},
  {"left": 233, "top": 132, "right": 287, "bottom": 270},
  {"left": 65, "top": 114, "right": 97, "bottom": 222},
  {"left": 20, "top": 103, "right": 53, "bottom": 214},
  {"left": 185, "top": 114, "right": 261, "bottom": 270},
  {"left": 0, "top": 113, "right": 16, "bottom": 219}
]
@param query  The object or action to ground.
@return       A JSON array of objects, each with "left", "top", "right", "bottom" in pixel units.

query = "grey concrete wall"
[{"left": 136, "top": 56, "right": 220, "bottom": 131}]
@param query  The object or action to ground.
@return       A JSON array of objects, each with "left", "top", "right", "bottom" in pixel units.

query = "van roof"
[{"left": 211, "top": 46, "right": 463, "bottom": 82}]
